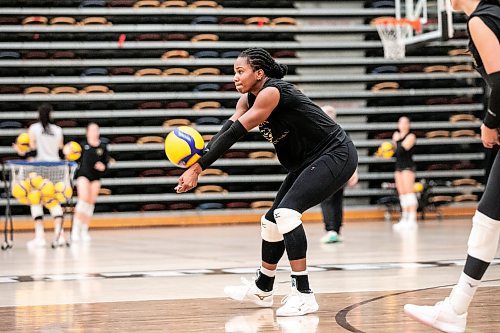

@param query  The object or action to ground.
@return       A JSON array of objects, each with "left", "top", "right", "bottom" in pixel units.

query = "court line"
[{"left": 334, "top": 278, "right": 500, "bottom": 333}]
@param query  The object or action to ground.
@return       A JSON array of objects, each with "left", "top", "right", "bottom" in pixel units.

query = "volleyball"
[
  {"left": 27, "top": 189, "right": 42, "bottom": 205},
  {"left": 39, "top": 179, "right": 55, "bottom": 199},
  {"left": 11, "top": 182, "right": 29, "bottom": 199},
  {"left": 17, "top": 197, "right": 30, "bottom": 205},
  {"left": 64, "top": 141, "right": 82, "bottom": 161},
  {"left": 43, "top": 197, "right": 60, "bottom": 209},
  {"left": 414, "top": 182, "right": 424, "bottom": 193},
  {"left": 164, "top": 126, "right": 205, "bottom": 168},
  {"left": 15, "top": 133, "right": 30, "bottom": 153},
  {"left": 376, "top": 141, "right": 395, "bottom": 159},
  {"left": 54, "top": 181, "right": 73, "bottom": 203},
  {"left": 28, "top": 172, "right": 44, "bottom": 189}
]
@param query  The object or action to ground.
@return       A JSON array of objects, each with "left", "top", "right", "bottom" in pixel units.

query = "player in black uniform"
[
  {"left": 175, "top": 48, "right": 358, "bottom": 317},
  {"left": 404, "top": 1, "right": 500, "bottom": 332},
  {"left": 71, "top": 123, "right": 109, "bottom": 242},
  {"left": 392, "top": 116, "right": 417, "bottom": 231}
]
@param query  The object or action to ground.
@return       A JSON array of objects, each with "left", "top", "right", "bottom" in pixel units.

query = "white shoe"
[
  {"left": 53, "top": 234, "right": 67, "bottom": 247},
  {"left": 276, "top": 286, "right": 319, "bottom": 317},
  {"left": 404, "top": 298, "right": 467, "bottom": 333},
  {"left": 276, "top": 315, "right": 319, "bottom": 333},
  {"left": 225, "top": 308, "right": 274, "bottom": 333},
  {"left": 393, "top": 220, "right": 418, "bottom": 231},
  {"left": 27, "top": 237, "right": 46, "bottom": 248},
  {"left": 81, "top": 230, "right": 91, "bottom": 242},
  {"left": 224, "top": 276, "right": 274, "bottom": 307},
  {"left": 320, "top": 231, "right": 342, "bottom": 244}
]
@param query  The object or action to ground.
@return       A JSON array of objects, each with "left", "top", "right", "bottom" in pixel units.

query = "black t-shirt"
[
  {"left": 395, "top": 133, "right": 415, "bottom": 170},
  {"left": 467, "top": 1, "right": 500, "bottom": 84},
  {"left": 247, "top": 78, "right": 349, "bottom": 172},
  {"left": 76, "top": 141, "right": 109, "bottom": 178}
]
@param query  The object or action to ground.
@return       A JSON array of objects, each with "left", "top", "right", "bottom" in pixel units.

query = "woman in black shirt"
[
  {"left": 71, "top": 123, "right": 109, "bottom": 242},
  {"left": 176, "top": 48, "right": 358, "bottom": 317}
]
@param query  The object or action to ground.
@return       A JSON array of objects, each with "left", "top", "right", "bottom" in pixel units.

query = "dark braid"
[{"left": 239, "top": 48, "right": 288, "bottom": 79}]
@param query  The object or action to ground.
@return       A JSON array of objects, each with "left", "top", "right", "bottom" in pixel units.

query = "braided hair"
[{"left": 239, "top": 48, "right": 288, "bottom": 79}]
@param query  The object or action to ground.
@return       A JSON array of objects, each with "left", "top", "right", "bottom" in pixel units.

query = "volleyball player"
[
  {"left": 14, "top": 104, "right": 65, "bottom": 248},
  {"left": 70, "top": 123, "right": 108, "bottom": 242},
  {"left": 175, "top": 48, "right": 358, "bottom": 316},
  {"left": 391, "top": 116, "right": 417, "bottom": 231},
  {"left": 404, "top": 0, "right": 500, "bottom": 332}
]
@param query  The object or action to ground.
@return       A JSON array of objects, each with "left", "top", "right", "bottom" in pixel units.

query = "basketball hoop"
[{"left": 372, "top": 17, "right": 422, "bottom": 59}]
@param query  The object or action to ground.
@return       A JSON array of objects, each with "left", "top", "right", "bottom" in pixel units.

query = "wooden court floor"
[
  {"left": 0, "top": 218, "right": 499, "bottom": 332},
  {"left": 1, "top": 287, "right": 500, "bottom": 332}
]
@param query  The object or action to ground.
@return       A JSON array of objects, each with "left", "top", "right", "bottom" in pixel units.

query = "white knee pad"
[
  {"left": 49, "top": 205, "right": 63, "bottom": 218},
  {"left": 405, "top": 193, "right": 418, "bottom": 207},
  {"left": 76, "top": 201, "right": 94, "bottom": 217},
  {"left": 30, "top": 204, "right": 43, "bottom": 219},
  {"left": 467, "top": 211, "right": 500, "bottom": 263},
  {"left": 261, "top": 216, "right": 284, "bottom": 242},
  {"left": 273, "top": 208, "right": 302, "bottom": 234}
]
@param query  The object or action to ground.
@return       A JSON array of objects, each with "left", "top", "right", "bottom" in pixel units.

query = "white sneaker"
[
  {"left": 393, "top": 220, "right": 418, "bottom": 231},
  {"left": 224, "top": 276, "right": 274, "bottom": 307},
  {"left": 404, "top": 298, "right": 467, "bottom": 333},
  {"left": 27, "top": 237, "right": 46, "bottom": 248},
  {"left": 320, "top": 231, "right": 342, "bottom": 244},
  {"left": 225, "top": 308, "right": 274, "bottom": 333},
  {"left": 276, "top": 286, "right": 319, "bottom": 317},
  {"left": 276, "top": 315, "right": 319, "bottom": 333},
  {"left": 53, "top": 234, "right": 67, "bottom": 247},
  {"left": 81, "top": 230, "right": 91, "bottom": 242}
]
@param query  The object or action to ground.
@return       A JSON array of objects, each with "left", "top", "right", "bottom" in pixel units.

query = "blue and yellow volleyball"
[{"left": 165, "top": 126, "right": 205, "bottom": 168}]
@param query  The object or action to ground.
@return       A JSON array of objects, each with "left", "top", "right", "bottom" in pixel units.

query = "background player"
[
  {"left": 70, "top": 123, "right": 109, "bottom": 242},
  {"left": 392, "top": 116, "right": 417, "bottom": 231},
  {"left": 14, "top": 103, "right": 65, "bottom": 247},
  {"left": 404, "top": 0, "right": 500, "bottom": 332},
  {"left": 175, "top": 48, "right": 358, "bottom": 317}
]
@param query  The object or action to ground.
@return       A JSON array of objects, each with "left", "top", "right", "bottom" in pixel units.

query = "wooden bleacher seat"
[
  {"left": 449, "top": 64, "right": 474, "bottom": 73},
  {"left": 24, "top": 86, "right": 50, "bottom": 94},
  {"left": 195, "top": 185, "right": 228, "bottom": 194},
  {"left": 55, "top": 120, "right": 78, "bottom": 128},
  {"left": 200, "top": 168, "right": 228, "bottom": 176},
  {"left": 22, "top": 51, "right": 49, "bottom": 59},
  {"left": 135, "top": 68, "right": 163, "bottom": 76},
  {"left": 99, "top": 188, "right": 112, "bottom": 195},
  {"left": 452, "top": 178, "right": 479, "bottom": 187},
  {"left": 165, "top": 101, "right": 190, "bottom": 108},
  {"left": 191, "top": 34, "right": 220, "bottom": 42},
  {"left": 111, "top": 67, "right": 136, "bottom": 76},
  {"left": 193, "top": 101, "right": 221, "bottom": 110},
  {"left": 138, "top": 101, "right": 163, "bottom": 109},
  {"left": 135, "top": 33, "right": 162, "bottom": 41},
  {"left": 165, "top": 33, "right": 189, "bottom": 41},
  {"left": 250, "top": 201, "right": 274, "bottom": 209},
  {"left": 425, "top": 130, "right": 450, "bottom": 138},
  {"left": 139, "top": 168, "right": 166, "bottom": 177},
  {"left": 249, "top": 151, "right": 276, "bottom": 159},
  {"left": 49, "top": 17, "right": 77, "bottom": 25},
  {"left": 112, "top": 135, "right": 138, "bottom": 144},
  {"left": 448, "top": 48, "right": 470, "bottom": 57},
  {"left": 51, "top": 51, "right": 76, "bottom": 59},
  {"left": 454, "top": 194, "right": 478, "bottom": 202},
  {"left": 22, "top": 16, "right": 48, "bottom": 25},
  {"left": 219, "top": 17, "right": 244, "bottom": 25},
  {"left": 133, "top": 0, "right": 160, "bottom": 7},
  {"left": 449, "top": 114, "right": 478, "bottom": 123},
  {"left": 164, "top": 68, "right": 190, "bottom": 76},
  {"left": 80, "top": 85, "right": 113, "bottom": 94},
  {"left": 202, "top": 134, "right": 214, "bottom": 142},
  {"left": 109, "top": 0, "right": 136, "bottom": 6},
  {"left": 226, "top": 202, "right": 250, "bottom": 209},
  {"left": 141, "top": 203, "right": 167, "bottom": 211},
  {"left": 451, "top": 129, "right": 477, "bottom": 138},
  {"left": 79, "top": 17, "right": 112, "bottom": 25},
  {"left": 137, "top": 136, "right": 164, "bottom": 144},
  {"left": 223, "top": 151, "right": 248, "bottom": 159},
  {"left": 51, "top": 86, "right": 79, "bottom": 94},
  {"left": 192, "top": 68, "right": 221, "bottom": 76},
  {"left": 161, "top": 50, "right": 190, "bottom": 59},
  {"left": 424, "top": 65, "right": 449, "bottom": 73},
  {"left": 160, "top": 0, "right": 187, "bottom": 8},
  {"left": 271, "top": 17, "right": 297, "bottom": 25},
  {"left": 167, "top": 203, "right": 194, "bottom": 210},
  {"left": 371, "top": 82, "right": 400, "bottom": 91},
  {"left": 163, "top": 118, "right": 191, "bottom": 127},
  {"left": 188, "top": 1, "right": 222, "bottom": 8}
]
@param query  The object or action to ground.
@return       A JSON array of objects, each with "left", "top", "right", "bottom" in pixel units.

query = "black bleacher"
[{"left": 0, "top": 0, "right": 486, "bottom": 216}]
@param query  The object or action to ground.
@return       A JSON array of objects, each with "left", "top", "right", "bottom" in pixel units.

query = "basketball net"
[{"left": 372, "top": 17, "right": 422, "bottom": 59}]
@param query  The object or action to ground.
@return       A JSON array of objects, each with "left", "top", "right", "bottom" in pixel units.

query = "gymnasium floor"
[{"left": 1, "top": 218, "right": 499, "bottom": 332}]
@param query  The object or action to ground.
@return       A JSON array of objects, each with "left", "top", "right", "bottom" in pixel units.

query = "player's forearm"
[
  {"left": 205, "top": 119, "right": 234, "bottom": 150},
  {"left": 484, "top": 71, "right": 500, "bottom": 129},
  {"left": 198, "top": 120, "right": 247, "bottom": 170}
]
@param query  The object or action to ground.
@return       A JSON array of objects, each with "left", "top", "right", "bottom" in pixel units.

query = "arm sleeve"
[
  {"left": 205, "top": 119, "right": 234, "bottom": 151},
  {"left": 484, "top": 71, "right": 500, "bottom": 129},
  {"left": 198, "top": 120, "right": 247, "bottom": 170}
]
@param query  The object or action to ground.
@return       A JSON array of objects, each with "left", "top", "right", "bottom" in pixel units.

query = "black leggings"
[
  {"left": 478, "top": 150, "right": 500, "bottom": 220},
  {"left": 320, "top": 187, "right": 345, "bottom": 233},
  {"left": 265, "top": 141, "right": 358, "bottom": 222}
]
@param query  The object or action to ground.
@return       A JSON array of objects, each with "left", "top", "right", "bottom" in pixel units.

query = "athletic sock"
[
  {"left": 449, "top": 272, "right": 481, "bottom": 315},
  {"left": 34, "top": 220, "right": 44, "bottom": 239},
  {"left": 256, "top": 267, "right": 275, "bottom": 292},
  {"left": 407, "top": 211, "right": 416, "bottom": 223},
  {"left": 291, "top": 270, "right": 311, "bottom": 294}
]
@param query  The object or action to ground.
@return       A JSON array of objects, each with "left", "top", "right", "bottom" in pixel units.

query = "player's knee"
[
  {"left": 261, "top": 215, "right": 284, "bottom": 242},
  {"left": 49, "top": 205, "right": 63, "bottom": 218},
  {"left": 30, "top": 204, "right": 43, "bottom": 220},
  {"left": 76, "top": 200, "right": 94, "bottom": 217},
  {"left": 467, "top": 211, "right": 500, "bottom": 263},
  {"left": 274, "top": 208, "right": 302, "bottom": 235}
]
